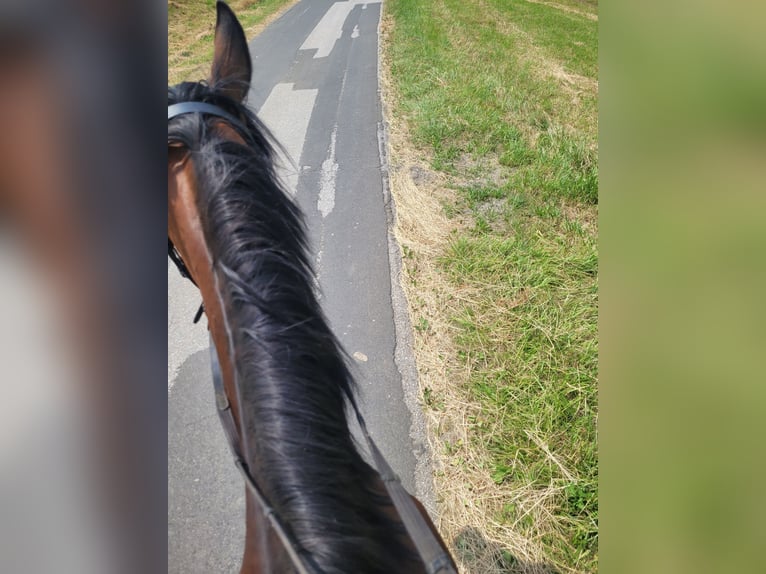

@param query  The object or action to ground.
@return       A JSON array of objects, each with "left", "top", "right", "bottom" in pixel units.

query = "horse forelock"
[{"left": 167, "top": 82, "right": 417, "bottom": 573}]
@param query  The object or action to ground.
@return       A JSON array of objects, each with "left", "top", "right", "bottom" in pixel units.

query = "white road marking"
[
  {"left": 318, "top": 125, "right": 338, "bottom": 217},
  {"left": 256, "top": 83, "right": 318, "bottom": 196},
  {"left": 300, "top": 0, "right": 378, "bottom": 59},
  {"left": 351, "top": 25, "right": 360, "bottom": 39}
]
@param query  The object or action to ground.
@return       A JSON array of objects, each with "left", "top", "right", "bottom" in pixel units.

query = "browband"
[{"left": 168, "top": 101, "right": 248, "bottom": 135}]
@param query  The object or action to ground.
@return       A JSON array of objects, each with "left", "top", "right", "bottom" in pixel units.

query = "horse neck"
[
  {"left": 241, "top": 493, "right": 287, "bottom": 574},
  {"left": 204, "top": 191, "right": 422, "bottom": 573},
  {"left": 167, "top": 89, "right": 422, "bottom": 569},
  {"left": 213, "top": 246, "right": 369, "bottom": 497}
]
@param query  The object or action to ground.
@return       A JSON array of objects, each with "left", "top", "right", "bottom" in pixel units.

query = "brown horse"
[{"left": 168, "top": 3, "right": 457, "bottom": 573}]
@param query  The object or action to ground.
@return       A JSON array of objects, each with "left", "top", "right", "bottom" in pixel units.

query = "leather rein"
[{"left": 168, "top": 101, "right": 456, "bottom": 574}]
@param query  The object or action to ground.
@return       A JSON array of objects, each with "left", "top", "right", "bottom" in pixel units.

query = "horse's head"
[{"left": 168, "top": 0, "right": 254, "bottom": 442}]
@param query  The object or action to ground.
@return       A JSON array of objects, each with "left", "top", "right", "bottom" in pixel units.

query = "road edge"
[{"left": 374, "top": 1, "right": 439, "bottom": 519}]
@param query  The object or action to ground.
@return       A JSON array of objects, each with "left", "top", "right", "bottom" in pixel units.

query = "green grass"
[
  {"left": 388, "top": 0, "right": 597, "bottom": 203},
  {"left": 444, "top": 225, "right": 598, "bottom": 569},
  {"left": 386, "top": 0, "right": 598, "bottom": 571},
  {"left": 168, "top": 0, "right": 295, "bottom": 85}
]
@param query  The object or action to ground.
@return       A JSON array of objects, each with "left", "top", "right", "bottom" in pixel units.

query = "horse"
[{"left": 168, "top": 3, "right": 458, "bottom": 573}]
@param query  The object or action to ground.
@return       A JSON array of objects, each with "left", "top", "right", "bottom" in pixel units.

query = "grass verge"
[
  {"left": 381, "top": 0, "right": 598, "bottom": 572},
  {"left": 168, "top": 0, "right": 298, "bottom": 85}
]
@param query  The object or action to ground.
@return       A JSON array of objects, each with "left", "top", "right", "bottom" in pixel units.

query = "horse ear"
[{"left": 210, "top": 1, "right": 252, "bottom": 102}]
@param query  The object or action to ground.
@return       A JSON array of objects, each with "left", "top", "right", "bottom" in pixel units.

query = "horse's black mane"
[{"left": 168, "top": 81, "right": 413, "bottom": 573}]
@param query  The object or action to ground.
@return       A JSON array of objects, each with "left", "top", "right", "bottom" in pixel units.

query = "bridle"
[{"left": 168, "top": 101, "right": 457, "bottom": 574}]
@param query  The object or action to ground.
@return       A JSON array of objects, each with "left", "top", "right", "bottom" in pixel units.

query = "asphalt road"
[{"left": 168, "top": 2, "right": 433, "bottom": 571}]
